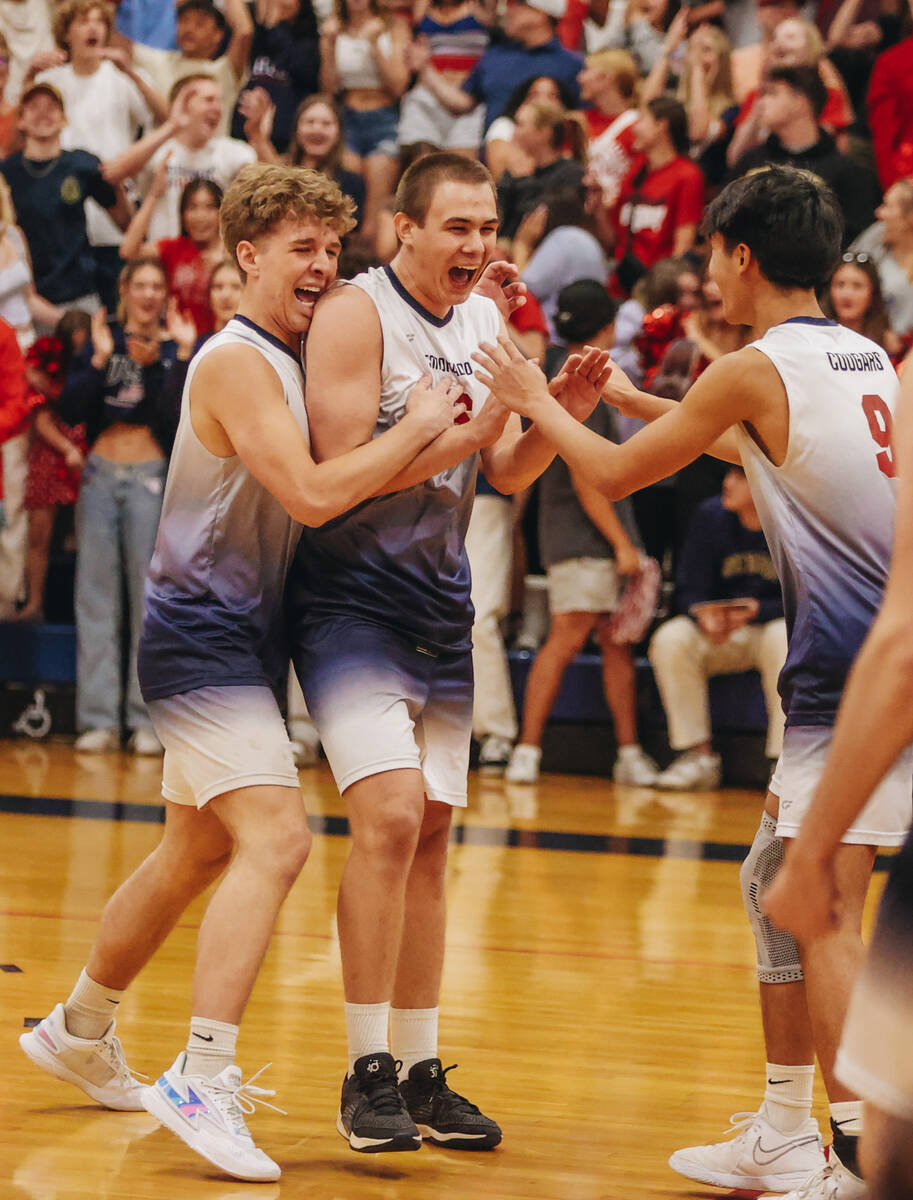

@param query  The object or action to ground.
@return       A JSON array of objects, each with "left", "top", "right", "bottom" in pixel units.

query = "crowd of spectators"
[{"left": 0, "top": 0, "right": 911, "bottom": 776}]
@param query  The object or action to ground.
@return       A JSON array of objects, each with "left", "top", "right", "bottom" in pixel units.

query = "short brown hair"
[
  {"left": 220, "top": 163, "right": 356, "bottom": 273},
  {"left": 395, "top": 152, "right": 495, "bottom": 226},
  {"left": 168, "top": 71, "right": 219, "bottom": 106},
  {"left": 53, "top": 0, "right": 115, "bottom": 49}
]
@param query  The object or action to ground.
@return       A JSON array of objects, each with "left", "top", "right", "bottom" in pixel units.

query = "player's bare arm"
[
  {"left": 304, "top": 285, "right": 510, "bottom": 491},
  {"left": 764, "top": 376, "right": 913, "bottom": 940},
  {"left": 474, "top": 338, "right": 791, "bottom": 497},
  {"left": 191, "top": 342, "right": 455, "bottom": 525},
  {"left": 599, "top": 357, "right": 744, "bottom": 465}
]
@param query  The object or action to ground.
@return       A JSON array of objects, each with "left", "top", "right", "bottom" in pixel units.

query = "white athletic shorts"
[
  {"left": 770, "top": 724, "right": 913, "bottom": 846},
  {"left": 547, "top": 556, "right": 622, "bottom": 615},
  {"left": 293, "top": 616, "right": 473, "bottom": 807},
  {"left": 147, "top": 685, "right": 300, "bottom": 808},
  {"left": 837, "top": 830, "right": 913, "bottom": 1120},
  {"left": 397, "top": 83, "right": 485, "bottom": 150}
]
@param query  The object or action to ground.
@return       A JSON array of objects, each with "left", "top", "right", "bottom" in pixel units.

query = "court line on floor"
[
  {"left": 0, "top": 791, "right": 893, "bottom": 869},
  {"left": 0, "top": 905, "right": 756, "bottom": 973}
]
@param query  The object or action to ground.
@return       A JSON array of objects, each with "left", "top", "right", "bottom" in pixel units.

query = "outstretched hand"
[
  {"left": 472, "top": 335, "right": 549, "bottom": 417},
  {"left": 762, "top": 848, "right": 841, "bottom": 941},
  {"left": 473, "top": 261, "right": 527, "bottom": 320},
  {"left": 549, "top": 346, "right": 613, "bottom": 421}
]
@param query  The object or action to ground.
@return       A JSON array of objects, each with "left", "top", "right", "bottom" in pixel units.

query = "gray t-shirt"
[{"left": 537, "top": 362, "right": 641, "bottom": 568}]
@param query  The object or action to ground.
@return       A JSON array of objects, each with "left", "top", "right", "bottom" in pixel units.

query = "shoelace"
[
  {"left": 100, "top": 1033, "right": 149, "bottom": 1086},
  {"left": 210, "top": 1064, "right": 287, "bottom": 1135},
  {"left": 721, "top": 1111, "right": 762, "bottom": 1138},
  {"left": 427, "top": 1065, "right": 483, "bottom": 1115},
  {"left": 792, "top": 1161, "right": 837, "bottom": 1199},
  {"left": 361, "top": 1061, "right": 409, "bottom": 1115}
]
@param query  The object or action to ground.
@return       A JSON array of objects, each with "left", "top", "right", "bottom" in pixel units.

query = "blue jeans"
[{"left": 75, "top": 454, "right": 166, "bottom": 733}]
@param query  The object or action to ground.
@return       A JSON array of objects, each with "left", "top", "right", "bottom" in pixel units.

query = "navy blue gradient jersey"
[
  {"left": 734, "top": 317, "right": 899, "bottom": 727},
  {"left": 287, "top": 265, "right": 501, "bottom": 654},
  {"left": 138, "top": 315, "right": 307, "bottom": 702}
]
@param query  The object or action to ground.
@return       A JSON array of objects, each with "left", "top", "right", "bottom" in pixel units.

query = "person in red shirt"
[
  {"left": 120, "top": 172, "right": 225, "bottom": 337},
  {"left": 867, "top": 29, "right": 913, "bottom": 190},
  {"left": 0, "top": 317, "right": 30, "bottom": 532},
  {"left": 611, "top": 96, "right": 704, "bottom": 294}
]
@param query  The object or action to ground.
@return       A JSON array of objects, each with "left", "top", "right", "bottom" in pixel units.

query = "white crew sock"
[
  {"left": 345, "top": 1001, "right": 390, "bottom": 1075},
  {"left": 829, "top": 1099, "right": 864, "bottom": 1137},
  {"left": 763, "top": 1062, "right": 816, "bottom": 1132},
  {"left": 391, "top": 1007, "right": 439, "bottom": 1080},
  {"left": 183, "top": 1016, "right": 239, "bottom": 1078},
  {"left": 64, "top": 968, "right": 125, "bottom": 1040}
]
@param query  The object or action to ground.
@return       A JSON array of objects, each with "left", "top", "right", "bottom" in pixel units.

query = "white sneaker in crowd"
[
  {"left": 656, "top": 747, "right": 722, "bottom": 791},
  {"left": 612, "top": 744, "right": 660, "bottom": 786},
  {"left": 19, "top": 1002, "right": 146, "bottom": 1110},
  {"left": 669, "top": 1106, "right": 826, "bottom": 1193},
  {"left": 504, "top": 743, "right": 542, "bottom": 784},
  {"left": 768, "top": 1152, "right": 867, "bottom": 1200},
  {"left": 128, "top": 727, "right": 164, "bottom": 757},
  {"left": 478, "top": 734, "right": 513, "bottom": 773},
  {"left": 74, "top": 728, "right": 120, "bottom": 753},
  {"left": 142, "top": 1053, "right": 283, "bottom": 1182}
]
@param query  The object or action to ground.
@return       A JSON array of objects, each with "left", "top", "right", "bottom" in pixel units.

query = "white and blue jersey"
[
  {"left": 138, "top": 315, "right": 307, "bottom": 702},
  {"left": 734, "top": 317, "right": 899, "bottom": 728},
  {"left": 286, "top": 265, "right": 501, "bottom": 654}
]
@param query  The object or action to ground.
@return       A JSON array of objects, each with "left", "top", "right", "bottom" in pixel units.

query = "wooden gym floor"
[{"left": 0, "top": 739, "right": 887, "bottom": 1200}]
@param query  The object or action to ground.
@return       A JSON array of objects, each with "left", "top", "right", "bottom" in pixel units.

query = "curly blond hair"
[
  {"left": 221, "top": 164, "right": 356, "bottom": 273},
  {"left": 53, "top": 0, "right": 115, "bottom": 50}
]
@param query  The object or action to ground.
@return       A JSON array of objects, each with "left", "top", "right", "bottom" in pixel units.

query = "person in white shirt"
[
  {"left": 128, "top": 0, "right": 253, "bottom": 138},
  {"left": 112, "top": 75, "right": 257, "bottom": 243},
  {"left": 32, "top": 0, "right": 168, "bottom": 307}
]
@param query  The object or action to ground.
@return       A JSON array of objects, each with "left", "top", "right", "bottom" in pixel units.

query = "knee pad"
[{"left": 740, "top": 811, "right": 804, "bottom": 984}]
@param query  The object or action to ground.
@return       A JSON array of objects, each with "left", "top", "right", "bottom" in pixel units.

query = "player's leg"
[
  {"left": 136, "top": 686, "right": 306, "bottom": 1181},
  {"left": 669, "top": 786, "right": 823, "bottom": 1192},
  {"left": 505, "top": 610, "right": 596, "bottom": 784},
  {"left": 768, "top": 840, "right": 874, "bottom": 1200},
  {"left": 20, "top": 799, "right": 233, "bottom": 1110},
  {"left": 335, "top": 767, "right": 427, "bottom": 1152},
  {"left": 392, "top": 652, "right": 502, "bottom": 1150},
  {"left": 141, "top": 782, "right": 310, "bottom": 1183},
  {"left": 768, "top": 729, "right": 913, "bottom": 1199}
]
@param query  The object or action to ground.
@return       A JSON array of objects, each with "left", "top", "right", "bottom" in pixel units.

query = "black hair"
[
  {"left": 702, "top": 165, "right": 843, "bottom": 290},
  {"left": 766, "top": 64, "right": 828, "bottom": 120},
  {"left": 554, "top": 280, "right": 618, "bottom": 344},
  {"left": 178, "top": 177, "right": 223, "bottom": 237},
  {"left": 646, "top": 96, "right": 689, "bottom": 156},
  {"left": 540, "top": 186, "right": 591, "bottom": 239},
  {"left": 176, "top": 0, "right": 226, "bottom": 27},
  {"left": 501, "top": 74, "right": 577, "bottom": 122}
]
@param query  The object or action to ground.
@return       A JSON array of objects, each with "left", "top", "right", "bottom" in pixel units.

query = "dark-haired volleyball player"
[{"left": 474, "top": 165, "right": 913, "bottom": 1200}]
